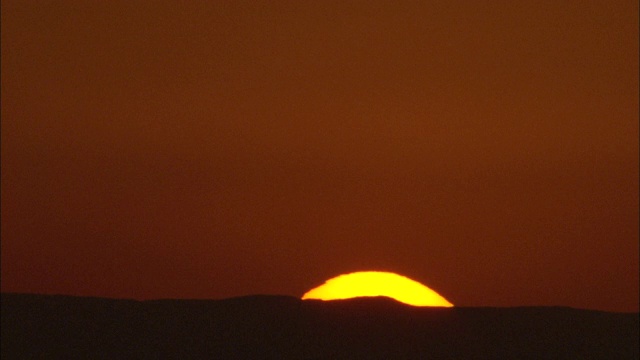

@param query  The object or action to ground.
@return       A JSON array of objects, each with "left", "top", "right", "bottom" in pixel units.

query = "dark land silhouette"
[{"left": 2, "top": 293, "right": 638, "bottom": 359}]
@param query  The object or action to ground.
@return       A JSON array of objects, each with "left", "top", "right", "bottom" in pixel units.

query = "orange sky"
[{"left": 2, "top": 1, "right": 638, "bottom": 312}]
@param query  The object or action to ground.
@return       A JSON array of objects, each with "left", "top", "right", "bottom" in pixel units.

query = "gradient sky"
[{"left": 2, "top": 1, "right": 638, "bottom": 312}]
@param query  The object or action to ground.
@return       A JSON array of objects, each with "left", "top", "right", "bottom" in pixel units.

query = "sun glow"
[{"left": 302, "top": 271, "right": 453, "bottom": 307}]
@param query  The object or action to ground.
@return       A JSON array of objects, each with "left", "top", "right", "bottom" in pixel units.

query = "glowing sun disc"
[{"left": 302, "top": 271, "right": 453, "bottom": 307}]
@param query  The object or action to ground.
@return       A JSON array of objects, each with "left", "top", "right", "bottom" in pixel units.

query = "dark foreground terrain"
[{"left": 2, "top": 293, "right": 638, "bottom": 359}]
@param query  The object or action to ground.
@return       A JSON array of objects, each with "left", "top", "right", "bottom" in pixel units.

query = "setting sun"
[{"left": 302, "top": 271, "right": 453, "bottom": 307}]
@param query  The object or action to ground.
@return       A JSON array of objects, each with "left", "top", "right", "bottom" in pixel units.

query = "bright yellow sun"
[{"left": 302, "top": 271, "right": 453, "bottom": 307}]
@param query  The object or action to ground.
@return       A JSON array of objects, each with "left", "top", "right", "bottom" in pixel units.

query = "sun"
[{"left": 302, "top": 271, "right": 453, "bottom": 307}]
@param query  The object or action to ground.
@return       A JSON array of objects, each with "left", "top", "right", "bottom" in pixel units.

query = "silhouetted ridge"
[{"left": 2, "top": 293, "right": 638, "bottom": 359}]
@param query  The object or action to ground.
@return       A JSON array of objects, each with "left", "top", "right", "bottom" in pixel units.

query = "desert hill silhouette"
[{"left": 2, "top": 293, "right": 638, "bottom": 359}]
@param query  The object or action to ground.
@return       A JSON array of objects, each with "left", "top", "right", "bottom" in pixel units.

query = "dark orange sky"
[{"left": 2, "top": 1, "right": 638, "bottom": 312}]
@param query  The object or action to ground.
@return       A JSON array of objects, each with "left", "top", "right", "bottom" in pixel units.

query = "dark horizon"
[
  {"left": 2, "top": 293, "right": 638, "bottom": 358},
  {"left": 3, "top": 291, "right": 639, "bottom": 314}
]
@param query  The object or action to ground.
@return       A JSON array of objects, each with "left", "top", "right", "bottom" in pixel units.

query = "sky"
[{"left": 2, "top": 1, "right": 638, "bottom": 312}]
